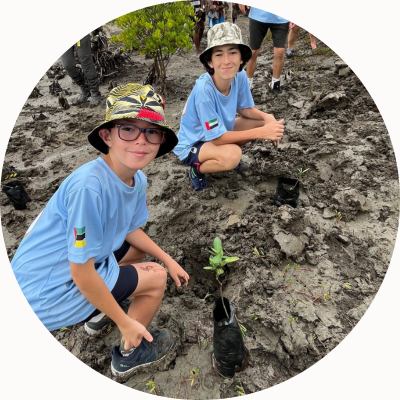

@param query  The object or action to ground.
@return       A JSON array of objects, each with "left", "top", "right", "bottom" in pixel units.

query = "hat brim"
[
  {"left": 199, "top": 43, "right": 253, "bottom": 66},
  {"left": 88, "top": 120, "right": 178, "bottom": 158}
]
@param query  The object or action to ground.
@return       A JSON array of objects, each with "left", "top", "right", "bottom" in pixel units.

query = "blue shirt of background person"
[{"left": 249, "top": 7, "right": 289, "bottom": 24}]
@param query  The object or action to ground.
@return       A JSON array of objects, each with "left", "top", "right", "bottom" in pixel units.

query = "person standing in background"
[
  {"left": 239, "top": 5, "right": 289, "bottom": 94},
  {"left": 286, "top": 22, "right": 317, "bottom": 57},
  {"left": 191, "top": 0, "right": 206, "bottom": 57},
  {"left": 60, "top": 34, "right": 101, "bottom": 106},
  {"left": 207, "top": 1, "right": 228, "bottom": 28}
]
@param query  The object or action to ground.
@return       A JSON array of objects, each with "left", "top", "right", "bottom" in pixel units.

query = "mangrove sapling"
[
  {"left": 146, "top": 381, "right": 157, "bottom": 395},
  {"left": 204, "top": 237, "right": 239, "bottom": 318},
  {"left": 291, "top": 167, "right": 309, "bottom": 190}
]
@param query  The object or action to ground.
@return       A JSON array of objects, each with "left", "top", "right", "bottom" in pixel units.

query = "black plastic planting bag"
[
  {"left": 274, "top": 177, "right": 299, "bottom": 208},
  {"left": 2, "top": 180, "right": 31, "bottom": 210},
  {"left": 213, "top": 297, "right": 248, "bottom": 378}
]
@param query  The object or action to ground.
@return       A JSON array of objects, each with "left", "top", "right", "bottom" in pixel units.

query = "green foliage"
[
  {"left": 288, "top": 315, "right": 298, "bottom": 324},
  {"left": 343, "top": 282, "right": 352, "bottom": 290},
  {"left": 189, "top": 369, "right": 199, "bottom": 386},
  {"left": 204, "top": 237, "right": 239, "bottom": 277},
  {"left": 146, "top": 381, "right": 156, "bottom": 393},
  {"left": 236, "top": 384, "right": 245, "bottom": 396},
  {"left": 109, "top": 2, "right": 195, "bottom": 92}
]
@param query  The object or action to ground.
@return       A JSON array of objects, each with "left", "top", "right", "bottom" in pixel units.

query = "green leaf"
[
  {"left": 216, "top": 268, "right": 224, "bottom": 276},
  {"left": 203, "top": 266, "right": 214, "bottom": 270},
  {"left": 213, "top": 237, "right": 222, "bottom": 253}
]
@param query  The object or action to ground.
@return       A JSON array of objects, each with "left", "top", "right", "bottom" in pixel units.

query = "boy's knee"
[
  {"left": 223, "top": 145, "right": 242, "bottom": 168},
  {"left": 151, "top": 263, "right": 168, "bottom": 287}
]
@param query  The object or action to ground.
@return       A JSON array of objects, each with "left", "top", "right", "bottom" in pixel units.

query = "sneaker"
[
  {"left": 110, "top": 329, "right": 175, "bottom": 379},
  {"left": 233, "top": 160, "right": 249, "bottom": 174},
  {"left": 286, "top": 50, "right": 295, "bottom": 58},
  {"left": 269, "top": 81, "right": 281, "bottom": 94},
  {"left": 84, "top": 298, "right": 131, "bottom": 336},
  {"left": 189, "top": 168, "right": 209, "bottom": 191}
]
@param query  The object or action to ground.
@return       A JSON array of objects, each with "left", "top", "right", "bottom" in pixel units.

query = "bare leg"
[
  {"left": 117, "top": 246, "right": 167, "bottom": 349},
  {"left": 193, "top": 19, "right": 205, "bottom": 57},
  {"left": 309, "top": 33, "right": 316, "bottom": 49},
  {"left": 287, "top": 24, "right": 301, "bottom": 49},
  {"left": 272, "top": 47, "right": 285, "bottom": 79},
  {"left": 245, "top": 49, "right": 260, "bottom": 78}
]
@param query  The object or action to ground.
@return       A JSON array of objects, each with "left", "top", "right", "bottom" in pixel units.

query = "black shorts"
[
  {"left": 83, "top": 241, "right": 139, "bottom": 321},
  {"left": 181, "top": 141, "right": 206, "bottom": 170},
  {"left": 249, "top": 18, "right": 289, "bottom": 50}
]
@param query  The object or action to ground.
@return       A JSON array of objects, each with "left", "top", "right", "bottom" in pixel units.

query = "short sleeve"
[
  {"left": 65, "top": 187, "right": 104, "bottom": 263},
  {"left": 237, "top": 72, "right": 255, "bottom": 110},
  {"left": 195, "top": 100, "right": 227, "bottom": 141},
  {"left": 128, "top": 173, "right": 149, "bottom": 233}
]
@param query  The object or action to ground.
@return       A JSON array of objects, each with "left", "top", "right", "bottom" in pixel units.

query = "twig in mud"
[
  {"left": 69, "top": 332, "right": 76, "bottom": 351},
  {"left": 267, "top": 298, "right": 288, "bottom": 319},
  {"left": 283, "top": 286, "right": 298, "bottom": 303},
  {"left": 174, "top": 374, "right": 200, "bottom": 399}
]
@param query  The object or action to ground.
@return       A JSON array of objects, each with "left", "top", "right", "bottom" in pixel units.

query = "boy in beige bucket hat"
[
  {"left": 173, "top": 22, "right": 285, "bottom": 191},
  {"left": 11, "top": 83, "right": 189, "bottom": 380}
]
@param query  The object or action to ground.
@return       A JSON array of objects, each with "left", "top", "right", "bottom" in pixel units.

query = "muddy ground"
[{"left": 1, "top": 13, "right": 398, "bottom": 399}]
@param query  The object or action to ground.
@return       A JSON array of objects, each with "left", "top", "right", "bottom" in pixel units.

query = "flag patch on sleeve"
[
  {"left": 205, "top": 118, "right": 218, "bottom": 130},
  {"left": 74, "top": 227, "right": 86, "bottom": 248}
]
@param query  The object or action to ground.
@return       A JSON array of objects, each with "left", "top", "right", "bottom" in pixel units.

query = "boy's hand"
[
  {"left": 261, "top": 119, "right": 284, "bottom": 145},
  {"left": 119, "top": 318, "right": 153, "bottom": 349},
  {"left": 166, "top": 260, "right": 190, "bottom": 288}
]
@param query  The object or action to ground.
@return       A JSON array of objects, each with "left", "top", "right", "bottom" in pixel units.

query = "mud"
[{"left": 1, "top": 14, "right": 398, "bottom": 399}]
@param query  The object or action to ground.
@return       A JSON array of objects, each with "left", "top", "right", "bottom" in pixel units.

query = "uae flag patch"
[
  {"left": 74, "top": 227, "right": 86, "bottom": 248},
  {"left": 205, "top": 118, "right": 218, "bottom": 131}
]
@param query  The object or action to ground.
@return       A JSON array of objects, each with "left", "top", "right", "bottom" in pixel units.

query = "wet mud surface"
[{"left": 1, "top": 15, "right": 398, "bottom": 399}]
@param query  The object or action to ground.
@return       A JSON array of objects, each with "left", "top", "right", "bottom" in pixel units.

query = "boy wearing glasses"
[{"left": 11, "top": 84, "right": 189, "bottom": 380}]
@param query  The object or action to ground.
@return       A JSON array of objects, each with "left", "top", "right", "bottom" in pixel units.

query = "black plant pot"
[
  {"left": 2, "top": 180, "right": 31, "bottom": 210},
  {"left": 274, "top": 177, "right": 299, "bottom": 208},
  {"left": 212, "top": 297, "right": 248, "bottom": 378}
]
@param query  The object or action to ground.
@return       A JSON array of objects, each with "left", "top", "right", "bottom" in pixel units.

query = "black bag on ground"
[
  {"left": 212, "top": 297, "right": 248, "bottom": 378},
  {"left": 2, "top": 180, "right": 31, "bottom": 210},
  {"left": 274, "top": 177, "right": 299, "bottom": 208}
]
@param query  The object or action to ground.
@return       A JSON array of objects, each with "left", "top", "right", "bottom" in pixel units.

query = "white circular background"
[{"left": 1, "top": 1, "right": 398, "bottom": 399}]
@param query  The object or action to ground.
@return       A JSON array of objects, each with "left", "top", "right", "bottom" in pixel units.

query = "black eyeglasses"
[{"left": 113, "top": 124, "right": 166, "bottom": 144}]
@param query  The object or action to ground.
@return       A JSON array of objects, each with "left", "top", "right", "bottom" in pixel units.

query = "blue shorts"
[
  {"left": 182, "top": 142, "right": 206, "bottom": 171},
  {"left": 209, "top": 16, "right": 225, "bottom": 28}
]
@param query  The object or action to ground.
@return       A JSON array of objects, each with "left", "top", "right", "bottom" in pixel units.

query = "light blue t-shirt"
[
  {"left": 249, "top": 7, "right": 289, "bottom": 24},
  {"left": 173, "top": 70, "right": 254, "bottom": 161},
  {"left": 11, "top": 158, "right": 149, "bottom": 331}
]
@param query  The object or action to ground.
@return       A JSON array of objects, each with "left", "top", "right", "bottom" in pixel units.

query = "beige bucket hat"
[{"left": 199, "top": 22, "right": 252, "bottom": 65}]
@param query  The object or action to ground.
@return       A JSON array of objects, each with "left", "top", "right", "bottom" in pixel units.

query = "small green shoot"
[
  {"left": 239, "top": 324, "right": 247, "bottom": 337},
  {"left": 343, "top": 282, "right": 352, "bottom": 290},
  {"left": 204, "top": 237, "right": 239, "bottom": 277},
  {"left": 189, "top": 369, "right": 199, "bottom": 386},
  {"left": 204, "top": 237, "right": 239, "bottom": 318},
  {"left": 250, "top": 313, "right": 259, "bottom": 320},
  {"left": 236, "top": 384, "right": 246, "bottom": 396},
  {"left": 146, "top": 381, "right": 157, "bottom": 394},
  {"left": 323, "top": 293, "right": 330, "bottom": 302},
  {"left": 253, "top": 247, "right": 260, "bottom": 256},
  {"left": 334, "top": 209, "right": 342, "bottom": 222},
  {"left": 291, "top": 168, "right": 309, "bottom": 190},
  {"left": 203, "top": 340, "right": 208, "bottom": 350},
  {"left": 288, "top": 315, "right": 298, "bottom": 324}
]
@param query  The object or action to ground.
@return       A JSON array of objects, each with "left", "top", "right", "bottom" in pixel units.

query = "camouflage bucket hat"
[
  {"left": 199, "top": 22, "right": 252, "bottom": 65},
  {"left": 88, "top": 83, "right": 178, "bottom": 158}
]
